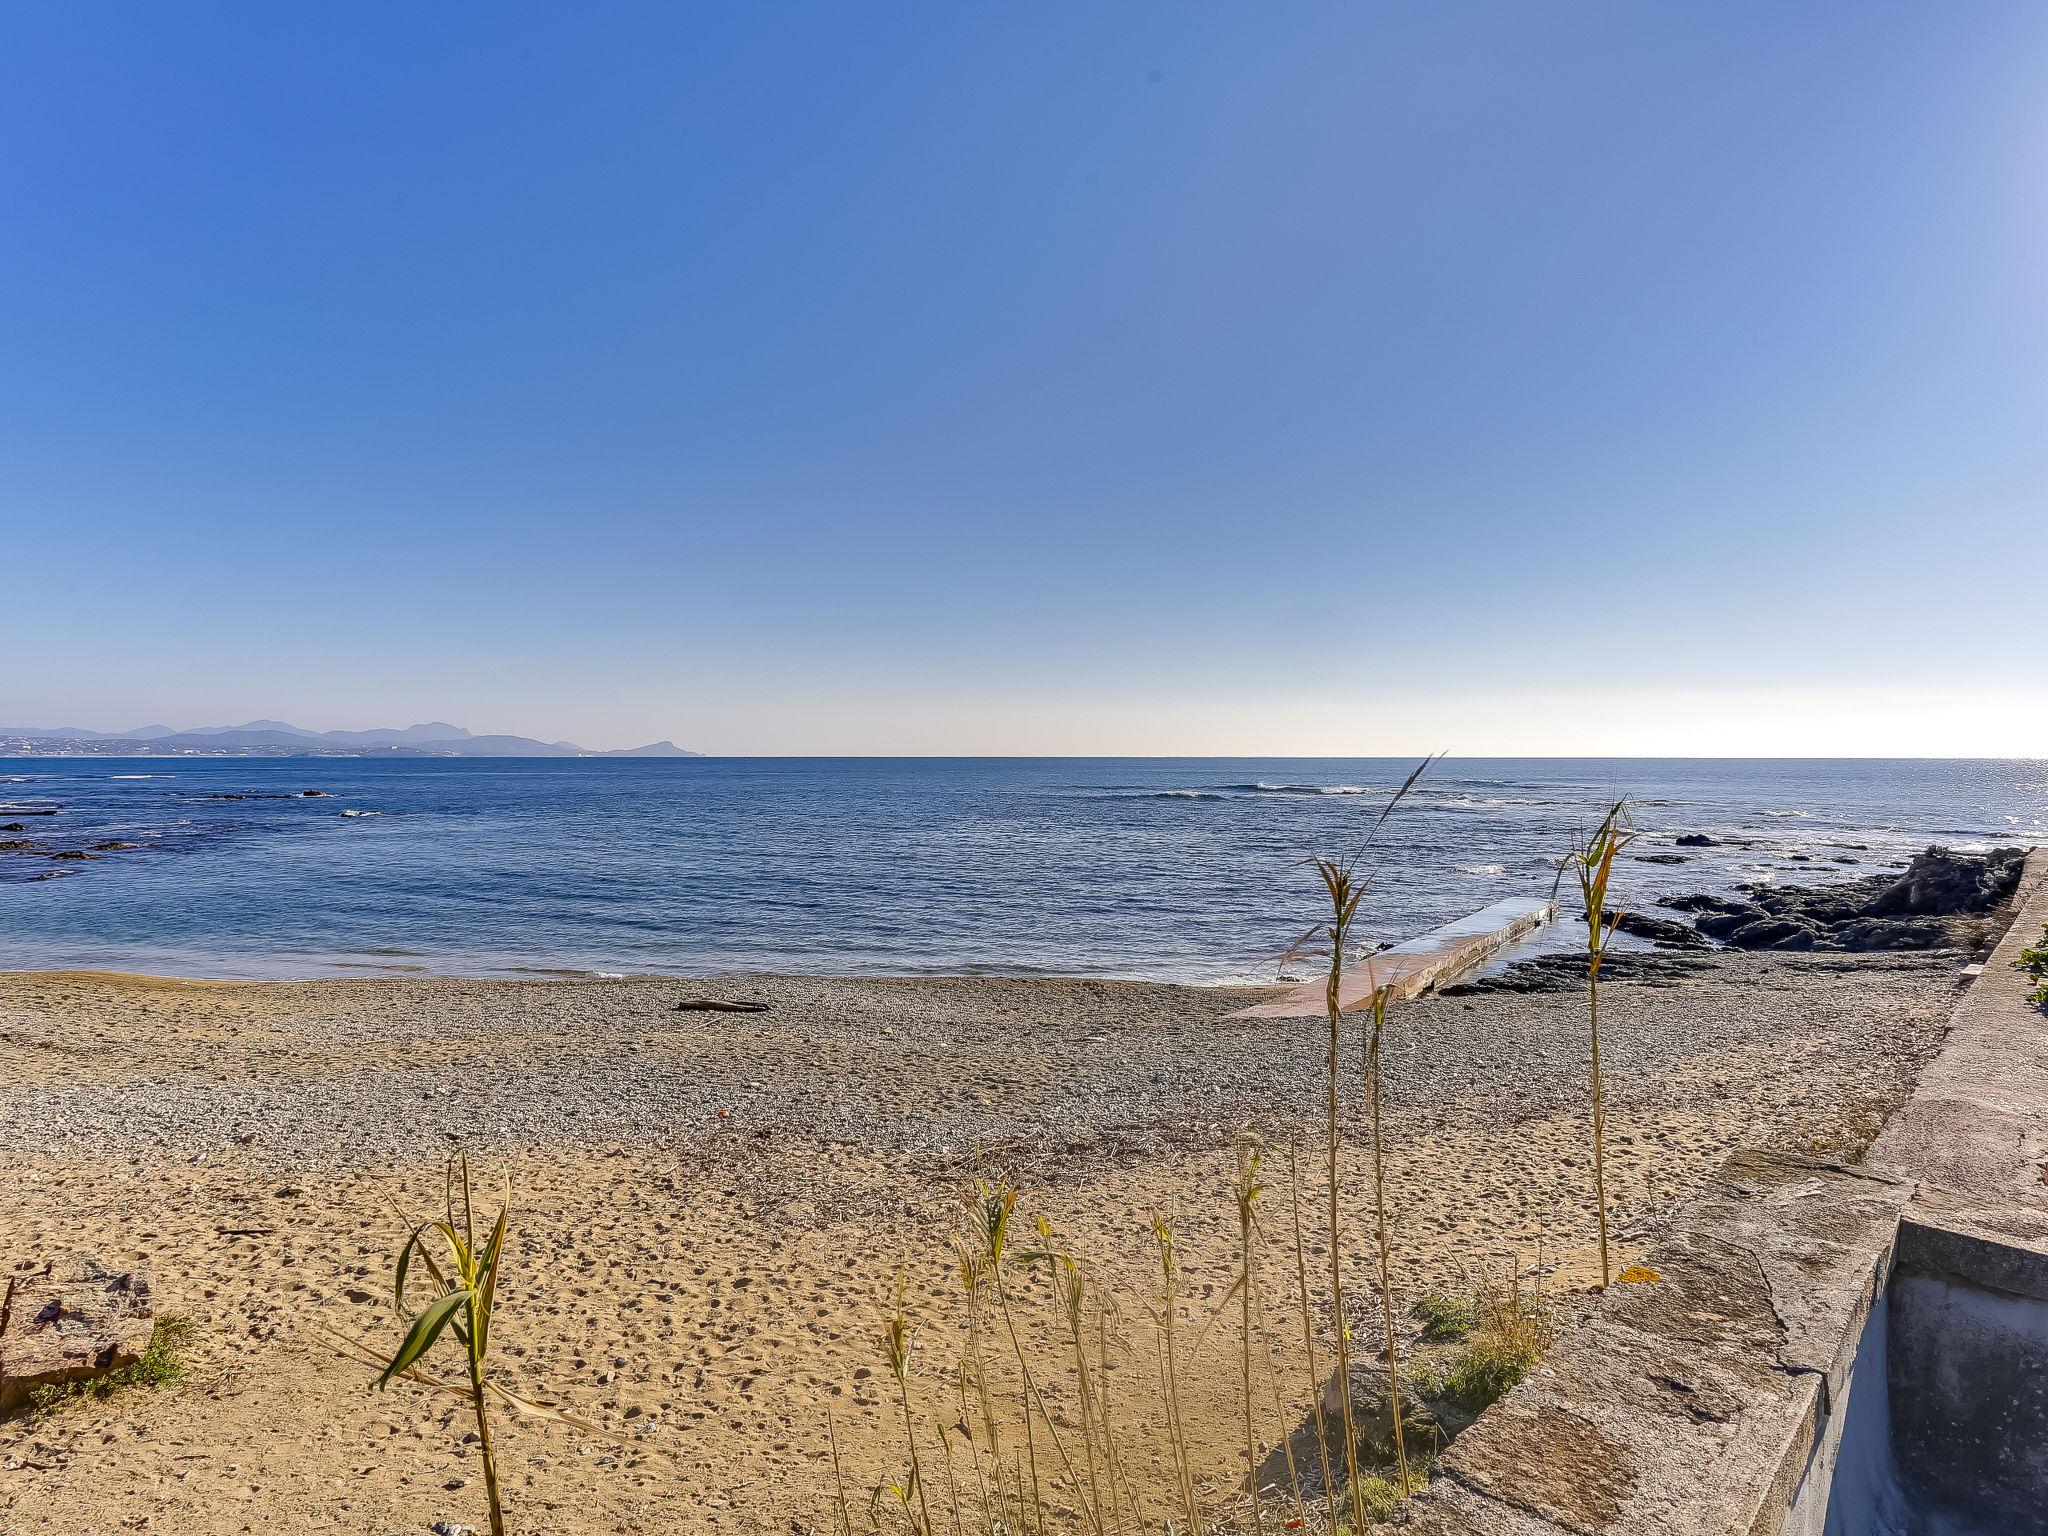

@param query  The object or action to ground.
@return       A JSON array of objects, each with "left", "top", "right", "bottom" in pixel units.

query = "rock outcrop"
[{"left": 1661, "top": 846, "right": 2027, "bottom": 953}]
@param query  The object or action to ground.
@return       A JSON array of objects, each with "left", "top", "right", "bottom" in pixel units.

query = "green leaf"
[
  {"left": 393, "top": 1222, "right": 437, "bottom": 1313},
  {"left": 474, "top": 1202, "right": 510, "bottom": 1359},
  {"left": 433, "top": 1219, "right": 470, "bottom": 1280},
  {"left": 378, "top": 1288, "right": 471, "bottom": 1390}
]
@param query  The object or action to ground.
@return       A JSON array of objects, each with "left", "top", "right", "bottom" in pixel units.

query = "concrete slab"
[{"left": 1231, "top": 896, "right": 1555, "bottom": 1018}]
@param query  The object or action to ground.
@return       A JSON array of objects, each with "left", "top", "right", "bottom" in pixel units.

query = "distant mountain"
[{"left": 0, "top": 719, "right": 700, "bottom": 758}]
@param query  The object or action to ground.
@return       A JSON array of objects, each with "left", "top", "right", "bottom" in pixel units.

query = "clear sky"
[{"left": 3, "top": 3, "right": 2043, "bottom": 755}]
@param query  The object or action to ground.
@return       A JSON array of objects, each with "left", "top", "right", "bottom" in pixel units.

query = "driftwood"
[{"left": 673, "top": 998, "right": 769, "bottom": 1014}]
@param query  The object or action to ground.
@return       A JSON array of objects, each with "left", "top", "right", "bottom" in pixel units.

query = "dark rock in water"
[
  {"left": 1695, "top": 904, "right": 1769, "bottom": 940},
  {"left": 1661, "top": 892, "right": 1753, "bottom": 916},
  {"left": 1675, "top": 834, "right": 1717, "bottom": 847},
  {"left": 1604, "top": 909, "right": 1710, "bottom": 949},
  {"left": 46, "top": 849, "right": 98, "bottom": 861},
  {"left": 91, "top": 841, "right": 138, "bottom": 852},
  {"left": 1833, "top": 916, "right": 1950, "bottom": 951},
  {"left": 299, "top": 789, "right": 329, "bottom": 797},
  {"left": 1863, "top": 846, "right": 2026, "bottom": 918},
  {"left": 1633, "top": 852, "right": 1690, "bottom": 865},
  {"left": 1443, "top": 949, "right": 1705, "bottom": 995},
  {"left": 0, "top": 823, "right": 23, "bottom": 832},
  {"left": 0, "top": 840, "right": 38, "bottom": 853},
  {"left": 1727, "top": 917, "right": 1819, "bottom": 950},
  {"left": 1787, "top": 854, "right": 1812, "bottom": 862}
]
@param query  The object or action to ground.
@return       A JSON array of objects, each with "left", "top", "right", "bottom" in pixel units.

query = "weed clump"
[
  {"left": 1420, "top": 1274, "right": 1552, "bottom": 1415},
  {"left": 23, "top": 1316, "right": 191, "bottom": 1419},
  {"left": 1354, "top": 1471, "right": 1422, "bottom": 1524},
  {"left": 1437, "top": 1334, "right": 1539, "bottom": 1412},
  {"left": 2018, "top": 922, "right": 2048, "bottom": 1010},
  {"left": 1412, "top": 1290, "right": 1475, "bottom": 1342}
]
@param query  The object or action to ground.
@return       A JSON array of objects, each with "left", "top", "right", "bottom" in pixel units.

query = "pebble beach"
[{"left": 0, "top": 948, "right": 1967, "bottom": 1533}]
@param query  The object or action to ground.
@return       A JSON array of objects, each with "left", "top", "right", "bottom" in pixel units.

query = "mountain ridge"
[{"left": 0, "top": 719, "right": 699, "bottom": 758}]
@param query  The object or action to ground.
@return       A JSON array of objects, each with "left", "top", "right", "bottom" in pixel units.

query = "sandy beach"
[{"left": 0, "top": 947, "right": 1971, "bottom": 1534}]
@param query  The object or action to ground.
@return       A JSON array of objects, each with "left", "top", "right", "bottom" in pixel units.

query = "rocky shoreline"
[
  {"left": 1662, "top": 844, "right": 2025, "bottom": 952},
  {"left": 1451, "top": 846, "right": 2024, "bottom": 996}
]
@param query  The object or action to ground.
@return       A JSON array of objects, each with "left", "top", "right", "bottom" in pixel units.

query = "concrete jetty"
[{"left": 1231, "top": 895, "right": 1555, "bottom": 1018}]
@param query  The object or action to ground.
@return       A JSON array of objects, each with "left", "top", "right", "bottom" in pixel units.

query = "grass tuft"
[
  {"left": 1412, "top": 1289, "right": 1476, "bottom": 1342},
  {"left": 1353, "top": 1469, "right": 1427, "bottom": 1525},
  {"left": 1437, "top": 1334, "right": 1540, "bottom": 1413},
  {"left": 1428, "top": 1273, "right": 1552, "bottom": 1414}
]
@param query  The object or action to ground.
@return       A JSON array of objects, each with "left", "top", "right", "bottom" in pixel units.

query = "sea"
[{"left": 1, "top": 758, "right": 2042, "bottom": 982}]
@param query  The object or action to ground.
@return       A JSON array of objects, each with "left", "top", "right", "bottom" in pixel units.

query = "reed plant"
[
  {"left": 378, "top": 1154, "right": 513, "bottom": 1536},
  {"left": 1568, "top": 800, "right": 1635, "bottom": 1287},
  {"left": 1149, "top": 1212, "right": 1203, "bottom": 1536}
]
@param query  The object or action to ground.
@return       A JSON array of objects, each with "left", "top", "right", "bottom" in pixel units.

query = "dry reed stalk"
[
  {"left": 958, "top": 1186, "right": 1016, "bottom": 1528},
  {"left": 829, "top": 1409, "right": 858, "bottom": 1536},
  {"left": 1047, "top": 1241, "right": 1111, "bottom": 1536},
  {"left": 1314, "top": 859, "right": 1369, "bottom": 1533},
  {"left": 994, "top": 1243, "right": 1092, "bottom": 1533},
  {"left": 1245, "top": 1239, "right": 1304, "bottom": 1519},
  {"left": 1233, "top": 1140, "right": 1268, "bottom": 1536},
  {"left": 1286, "top": 1139, "right": 1340, "bottom": 1530},
  {"left": 1149, "top": 1215, "right": 1204, "bottom": 1536},
  {"left": 954, "top": 1363, "right": 998, "bottom": 1535},
  {"left": 1359, "top": 966, "right": 1410, "bottom": 1491},
  {"left": 1092, "top": 1305, "right": 1146, "bottom": 1535},
  {"left": 885, "top": 1274, "right": 937, "bottom": 1536}
]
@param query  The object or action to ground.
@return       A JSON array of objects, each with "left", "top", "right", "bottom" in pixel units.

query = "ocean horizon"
[{"left": 3, "top": 756, "right": 2042, "bottom": 982}]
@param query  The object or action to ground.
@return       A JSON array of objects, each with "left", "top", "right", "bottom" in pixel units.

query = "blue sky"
[{"left": 3, "top": 3, "right": 2043, "bottom": 753}]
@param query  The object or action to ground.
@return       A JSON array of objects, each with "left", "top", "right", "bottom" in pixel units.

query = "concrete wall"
[{"left": 1881, "top": 1226, "right": 2048, "bottom": 1534}]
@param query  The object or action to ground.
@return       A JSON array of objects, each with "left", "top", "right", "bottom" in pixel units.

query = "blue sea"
[{"left": 1, "top": 759, "right": 2042, "bottom": 982}]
